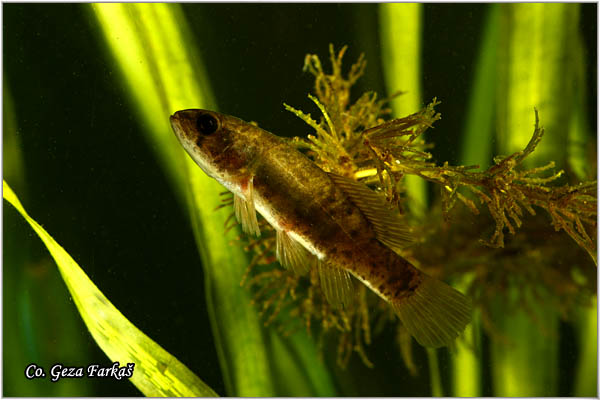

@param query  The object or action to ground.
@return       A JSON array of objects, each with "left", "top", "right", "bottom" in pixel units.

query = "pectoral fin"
[
  {"left": 233, "top": 178, "right": 260, "bottom": 237},
  {"left": 317, "top": 259, "right": 354, "bottom": 309},
  {"left": 328, "top": 173, "right": 413, "bottom": 252},
  {"left": 276, "top": 230, "right": 311, "bottom": 275}
]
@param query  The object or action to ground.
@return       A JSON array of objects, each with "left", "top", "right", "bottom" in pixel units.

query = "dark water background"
[{"left": 3, "top": 4, "right": 597, "bottom": 396}]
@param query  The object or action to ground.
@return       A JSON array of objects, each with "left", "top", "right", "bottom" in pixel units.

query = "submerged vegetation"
[
  {"left": 236, "top": 45, "right": 597, "bottom": 370},
  {"left": 4, "top": 3, "right": 596, "bottom": 397}
]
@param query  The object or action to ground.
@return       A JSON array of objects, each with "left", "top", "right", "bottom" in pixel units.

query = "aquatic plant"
[
  {"left": 3, "top": 3, "right": 595, "bottom": 397},
  {"left": 237, "top": 45, "right": 597, "bottom": 378},
  {"left": 3, "top": 181, "right": 218, "bottom": 397}
]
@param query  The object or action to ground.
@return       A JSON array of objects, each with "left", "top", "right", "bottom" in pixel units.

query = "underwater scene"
[{"left": 3, "top": 3, "right": 597, "bottom": 397}]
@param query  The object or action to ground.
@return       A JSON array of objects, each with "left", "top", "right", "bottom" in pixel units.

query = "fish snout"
[{"left": 169, "top": 113, "right": 184, "bottom": 141}]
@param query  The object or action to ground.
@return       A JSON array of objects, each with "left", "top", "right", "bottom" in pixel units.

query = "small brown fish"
[{"left": 170, "top": 109, "right": 471, "bottom": 347}]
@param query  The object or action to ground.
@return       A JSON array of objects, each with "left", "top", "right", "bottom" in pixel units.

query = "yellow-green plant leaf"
[
  {"left": 566, "top": 8, "right": 593, "bottom": 181},
  {"left": 451, "top": 279, "right": 482, "bottom": 397},
  {"left": 265, "top": 330, "right": 336, "bottom": 396},
  {"left": 90, "top": 4, "right": 336, "bottom": 396},
  {"left": 490, "top": 290, "right": 559, "bottom": 396},
  {"left": 2, "top": 79, "right": 25, "bottom": 192},
  {"left": 91, "top": 3, "right": 216, "bottom": 205},
  {"left": 574, "top": 297, "right": 598, "bottom": 396},
  {"left": 567, "top": 18, "right": 597, "bottom": 396},
  {"left": 425, "top": 348, "right": 443, "bottom": 396},
  {"left": 459, "top": 5, "right": 499, "bottom": 169},
  {"left": 451, "top": 6, "right": 501, "bottom": 396},
  {"left": 3, "top": 81, "right": 93, "bottom": 397},
  {"left": 2, "top": 180, "right": 218, "bottom": 397},
  {"left": 491, "top": 5, "right": 582, "bottom": 396},
  {"left": 567, "top": 27, "right": 596, "bottom": 393},
  {"left": 90, "top": 4, "right": 274, "bottom": 396},
  {"left": 496, "top": 3, "right": 580, "bottom": 166},
  {"left": 379, "top": 3, "right": 428, "bottom": 217}
]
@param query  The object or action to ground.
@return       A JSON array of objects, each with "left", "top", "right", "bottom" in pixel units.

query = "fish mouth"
[
  {"left": 170, "top": 112, "right": 186, "bottom": 143},
  {"left": 169, "top": 112, "right": 180, "bottom": 131}
]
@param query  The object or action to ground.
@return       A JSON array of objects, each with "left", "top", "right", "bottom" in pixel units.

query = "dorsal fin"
[
  {"left": 328, "top": 172, "right": 413, "bottom": 252},
  {"left": 233, "top": 177, "right": 260, "bottom": 236}
]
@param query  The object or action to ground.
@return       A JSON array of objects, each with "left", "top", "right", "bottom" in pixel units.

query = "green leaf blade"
[
  {"left": 90, "top": 4, "right": 304, "bottom": 396},
  {"left": 3, "top": 180, "right": 219, "bottom": 397},
  {"left": 379, "top": 3, "right": 428, "bottom": 217}
]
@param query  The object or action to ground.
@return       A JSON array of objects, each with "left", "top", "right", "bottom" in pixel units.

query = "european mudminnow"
[{"left": 170, "top": 109, "right": 471, "bottom": 347}]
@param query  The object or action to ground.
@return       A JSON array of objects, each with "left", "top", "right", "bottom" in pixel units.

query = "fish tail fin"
[{"left": 391, "top": 273, "right": 472, "bottom": 348}]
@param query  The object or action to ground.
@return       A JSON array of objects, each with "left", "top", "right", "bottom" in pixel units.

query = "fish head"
[{"left": 170, "top": 109, "right": 262, "bottom": 190}]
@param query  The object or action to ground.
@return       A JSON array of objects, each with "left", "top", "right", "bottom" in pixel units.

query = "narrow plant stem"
[
  {"left": 379, "top": 3, "right": 427, "bottom": 217},
  {"left": 451, "top": 276, "right": 482, "bottom": 397},
  {"left": 426, "top": 348, "right": 443, "bottom": 397},
  {"left": 574, "top": 297, "right": 598, "bottom": 396}
]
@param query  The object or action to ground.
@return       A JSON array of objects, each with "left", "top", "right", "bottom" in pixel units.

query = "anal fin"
[
  {"left": 317, "top": 259, "right": 354, "bottom": 309},
  {"left": 328, "top": 172, "right": 413, "bottom": 252},
  {"left": 275, "top": 230, "right": 311, "bottom": 276},
  {"left": 233, "top": 178, "right": 260, "bottom": 236}
]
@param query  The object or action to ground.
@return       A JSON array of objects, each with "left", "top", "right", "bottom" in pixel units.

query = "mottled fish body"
[{"left": 171, "top": 109, "right": 471, "bottom": 347}]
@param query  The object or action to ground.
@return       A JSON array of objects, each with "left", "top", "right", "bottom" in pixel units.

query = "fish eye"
[{"left": 196, "top": 113, "right": 219, "bottom": 135}]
